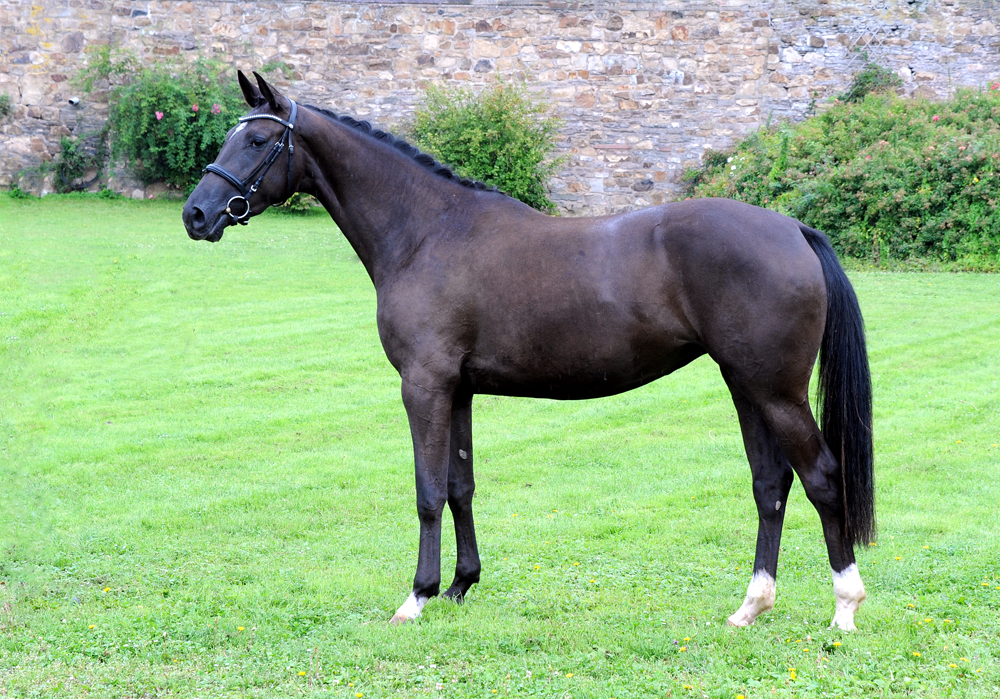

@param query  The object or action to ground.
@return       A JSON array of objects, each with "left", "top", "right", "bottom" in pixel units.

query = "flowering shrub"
[
  {"left": 688, "top": 85, "right": 1000, "bottom": 269},
  {"left": 78, "top": 49, "right": 244, "bottom": 188}
]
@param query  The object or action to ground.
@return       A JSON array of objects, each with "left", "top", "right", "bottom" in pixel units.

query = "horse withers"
[{"left": 183, "top": 71, "right": 874, "bottom": 630}]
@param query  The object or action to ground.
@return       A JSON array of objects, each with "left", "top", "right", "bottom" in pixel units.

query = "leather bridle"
[{"left": 203, "top": 100, "right": 298, "bottom": 225}]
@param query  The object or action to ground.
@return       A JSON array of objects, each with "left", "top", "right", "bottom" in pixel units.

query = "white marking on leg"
[
  {"left": 390, "top": 592, "right": 428, "bottom": 625},
  {"left": 727, "top": 570, "right": 776, "bottom": 627},
  {"left": 830, "top": 563, "right": 866, "bottom": 631},
  {"left": 458, "top": 449, "right": 467, "bottom": 460},
  {"left": 775, "top": 500, "right": 781, "bottom": 510}
]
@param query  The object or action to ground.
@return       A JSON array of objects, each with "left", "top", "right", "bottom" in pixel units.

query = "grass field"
[{"left": 1, "top": 195, "right": 999, "bottom": 698}]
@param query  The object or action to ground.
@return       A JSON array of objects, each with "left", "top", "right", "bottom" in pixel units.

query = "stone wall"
[{"left": 1, "top": 0, "right": 998, "bottom": 214}]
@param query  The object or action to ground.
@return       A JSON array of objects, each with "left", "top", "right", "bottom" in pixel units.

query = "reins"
[{"left": 203, "top": 100, "right": 298, "bottom": 225}]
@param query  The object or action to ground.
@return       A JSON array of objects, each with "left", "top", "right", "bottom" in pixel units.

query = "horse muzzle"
[{"left": 182, "top": 202, "right": 229, "bottom": 242}]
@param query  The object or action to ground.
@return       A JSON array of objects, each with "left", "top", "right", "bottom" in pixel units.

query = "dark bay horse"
[{"left": 183, "top": 72, "right": 874, "bottom": 630}]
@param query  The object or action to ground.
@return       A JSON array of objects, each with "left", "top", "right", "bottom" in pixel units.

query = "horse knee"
[{"left": 416, "top": 493, "right": 447, "bottom": 522}]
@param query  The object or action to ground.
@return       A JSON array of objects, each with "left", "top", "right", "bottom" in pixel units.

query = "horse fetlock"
[
  {"left": 830, "top": 563, "right": 865, "bottom": 631},
  {"left": 727, "top": 571, "right": 776, "bottom": 627}
]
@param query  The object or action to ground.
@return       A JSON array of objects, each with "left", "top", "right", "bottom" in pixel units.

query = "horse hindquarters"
[{"left": 720, "top": 225, "right": 872, "bottom": 631}]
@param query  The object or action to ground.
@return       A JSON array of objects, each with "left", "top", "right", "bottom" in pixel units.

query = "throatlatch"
[{"left": 203, "top": 100, "right": 298, "bottom": 225}]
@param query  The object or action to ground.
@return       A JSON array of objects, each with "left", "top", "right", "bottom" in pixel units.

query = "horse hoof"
[
  {"left": 391, "top": 592, "right": 428, "bottom": 625},
  {"left": 726, "top": 611, "right": 755, "bottom": 627},
  {"left": 441, "top": 589, "right": 465, "bottom": 604},
  {"left": 829, "top": 611, "right": 858, "bottom": 632}
]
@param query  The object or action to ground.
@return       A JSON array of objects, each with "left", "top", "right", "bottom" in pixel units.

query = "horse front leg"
[
  {"left": 442, "top": 389, "right": 480, "bottom": 602},
  {"left": 390, "top": 376, "right": 455, "bottom": 625}
]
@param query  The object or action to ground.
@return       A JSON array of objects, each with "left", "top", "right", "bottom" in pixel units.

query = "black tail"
[{"left": 800, "top": 224, "right": 875, "bottom": 548}]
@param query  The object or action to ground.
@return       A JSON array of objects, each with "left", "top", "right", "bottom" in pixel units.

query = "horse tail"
[{"left": 799, "top": 223, "right": 875, "bottom": 549}]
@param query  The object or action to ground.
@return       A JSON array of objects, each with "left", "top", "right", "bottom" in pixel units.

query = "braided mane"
[{"left": 304, "top": 105, "right": 499, "bottom": 194}]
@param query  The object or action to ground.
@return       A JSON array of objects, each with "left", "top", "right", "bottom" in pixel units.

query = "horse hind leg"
[
  {"left": 725, "top": 384, "right": 794, "bottom": 627},
  {"left": 760, "top": 397, "right": 867, "bottom": 631}
]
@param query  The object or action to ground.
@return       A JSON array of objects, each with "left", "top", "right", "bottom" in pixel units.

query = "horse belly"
[{"left": 464, "top": 325, "right": 701, "bottom": 400}]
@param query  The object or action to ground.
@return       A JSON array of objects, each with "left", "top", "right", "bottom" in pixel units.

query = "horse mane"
[{"left": 304, "top": 104, "right": 500, "bottom": 194}]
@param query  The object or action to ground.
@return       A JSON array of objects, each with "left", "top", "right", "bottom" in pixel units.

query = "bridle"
[{"left": 203, "top": 100, "right": 298, "bottom": 225}]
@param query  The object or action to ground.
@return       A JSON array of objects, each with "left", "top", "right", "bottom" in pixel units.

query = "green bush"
[
  {"left": 410, "top": 80, "right": 563, "bottom": 213},
  {"left": 841, "top": 59, "right": 903, "bottom": 103},
  {"left": 55, "top": 128, "right": 108, "bottom": 193},
  {"left": 687, "top": 84, "right": 1000, "bottom": 269},
  {"left": 0, "top": 92, "right": 13, "bottom": 118},
  {"left": 77, "top": 48, "right": 244, "bottom": 188},
  {"left": 275, "top": 192, "right": 318, "bottom": 214}
]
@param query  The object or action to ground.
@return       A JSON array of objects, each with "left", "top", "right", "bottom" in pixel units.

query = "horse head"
[{"left": 182, "top": 71, "right": 301, "bottom": 242}]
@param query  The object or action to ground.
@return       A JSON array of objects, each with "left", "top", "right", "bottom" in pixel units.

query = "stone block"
[
  {"left": 472, "top": 39, "right": 502, "bottom": 58},
  {"left": 781, "top": 47, "right": 801, "bottom": 63}
]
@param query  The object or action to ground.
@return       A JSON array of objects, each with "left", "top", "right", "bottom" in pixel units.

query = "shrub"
[
  {"left": 410, "top": 80, "right": 564, "bottom": 213},
  {"left": 841, "top": 59, "right": 903, "bottom": 103},
  {"left": 77, "top": 48, "right": 244, "bottom": 188},
  {"left": 687, "top": 85, "right": 1000, "bottom": 269},
  {"left": 275, "top": 192, "right": 318, "bottom": 214},
  {"left": 55, "top": 128, "right": 108, "bottom": 193},
  {"left": 0, "top": 92, "right": 13, "bottom": 118}
]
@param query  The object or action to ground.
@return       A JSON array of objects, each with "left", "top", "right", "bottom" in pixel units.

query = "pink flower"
[
  {"left": 932, "top": 115, "right": 939, "bottom": 122},
  {"left": 155, "top": 111, "right": 164, "bottom": 120},
  {"left": 191, "top": 103, "right": 199, "bottom": 112},
  {"left": 211, "top": 103, "right": 222, "bottom": 115}
]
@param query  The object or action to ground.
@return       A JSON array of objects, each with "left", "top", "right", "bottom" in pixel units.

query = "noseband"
[{"left": 203, "top": 100, "right": 298, "bottom": 225}]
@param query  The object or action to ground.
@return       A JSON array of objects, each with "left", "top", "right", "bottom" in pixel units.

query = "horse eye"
[{"left": 251, "top": 136, "right": 267, "bottom": 147}]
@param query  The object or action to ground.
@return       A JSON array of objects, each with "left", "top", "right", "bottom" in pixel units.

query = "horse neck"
[{"left": 298, "top": 110, "right": 461, "bottom": 286}]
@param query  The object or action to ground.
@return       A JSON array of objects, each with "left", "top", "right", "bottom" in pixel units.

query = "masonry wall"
[{"left": 1, "top": 0, "right": 998, "bottom": 214}]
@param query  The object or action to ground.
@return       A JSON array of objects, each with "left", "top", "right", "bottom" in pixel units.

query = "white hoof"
[
  {"left": 727, "top": 571, "right": 775, "bottom": 627},
  {"left": 390, "top": 592, "right": 428, "bottom": 625},
  {"left": 829, "top": 609, "right": 857, "bottom": 631},
  {"left": 829, "top": 564, "right": 866, "bottom": 631}
]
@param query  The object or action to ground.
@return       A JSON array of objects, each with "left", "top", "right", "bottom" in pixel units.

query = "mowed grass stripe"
[{"left": 1, "top": 195, "right": 998, "bottom": 698}]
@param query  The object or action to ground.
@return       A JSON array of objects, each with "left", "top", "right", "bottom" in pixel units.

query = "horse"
[{"left": 183, "top": 71, "right": 874, "bottom": 631}]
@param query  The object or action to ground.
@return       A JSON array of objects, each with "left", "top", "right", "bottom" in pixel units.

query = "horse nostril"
[{"left": 192, "top": 206, "right": 205, "bottom": 229}]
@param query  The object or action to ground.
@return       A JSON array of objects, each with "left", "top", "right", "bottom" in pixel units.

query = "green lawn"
[{"left": 1, "top": 195, "right": 998, "bottom": 698}]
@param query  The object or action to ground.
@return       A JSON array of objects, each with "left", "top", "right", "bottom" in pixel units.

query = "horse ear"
[
  {"left": 252, "top": 71, "right": 285, "bottom": 113},
  {"left": 238, "top": 70, "right": 264, "bottom": 108}
]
